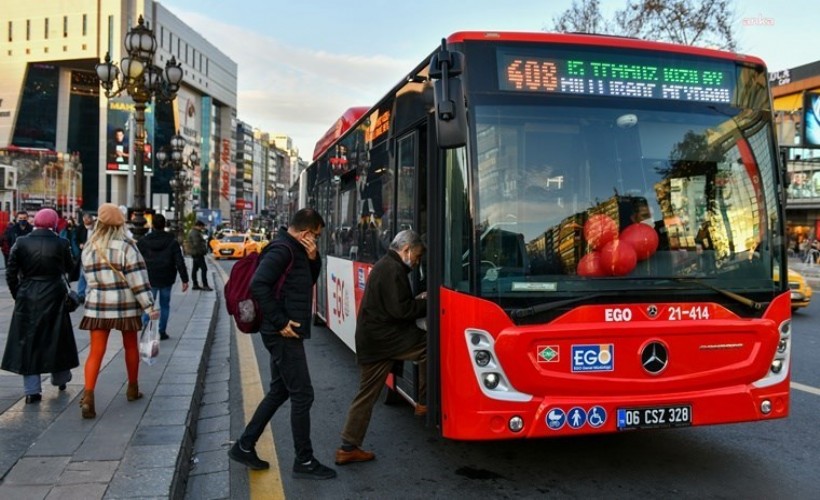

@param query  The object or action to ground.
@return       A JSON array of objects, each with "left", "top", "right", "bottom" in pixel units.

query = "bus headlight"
[
  {"left": 779, "top": 319, "right": 791, "bottom": 337},
  {"left": 483, "top": 373, "right": 500, "bottom": 389},
  {"left": 475, "top": 350, "right": 491, "bottom": 367},
  {"left": 465, "top": 328, "right": 532, "bottom": 402},
  {"left": 771, "top": 359, "right": 783, "bottom": 374}
]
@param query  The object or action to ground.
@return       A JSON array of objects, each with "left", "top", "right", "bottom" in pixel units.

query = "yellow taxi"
[
  {"left": 775, "top": 266, "right": 813, "bottom": 311},
  {"left": 787, "top": 269, "right": 812, "bottom": 311},
  {"left": 248, "top": 232, "right": 269, "bottom": 252},
  {"left": 212, "top": 233, "right": 260, "bottom": 260}
]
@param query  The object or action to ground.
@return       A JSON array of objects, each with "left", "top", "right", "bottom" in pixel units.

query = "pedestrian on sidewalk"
[
  {"left": 78, "top": 203, "right": 158, "bottom": 419},
  {"left": 186, "top": 220, "right": 212, "bottom": 291},
  {"left": 2, "top": 211, "right": 33, "bottom": 268},
  {"left": 335, "top": 230, "right": 428, "bottom": 466},
  {"left": 137, "top": 213, "right": 189, "bottom": 340},
  {"left": 228, "top": 208, "right": 336, "bottom": 480},
  {"left": 59, "top": 216, "right": 82, "bottom": 281},
  {"left": 1, "top": 208, "right": 79, "bottom": 404},
  {"left": 75, "top": 212, "right": 95, "bottom": 303}
]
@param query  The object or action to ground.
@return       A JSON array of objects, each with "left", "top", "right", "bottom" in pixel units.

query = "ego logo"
[
  {"left": 571, "top": 344, "right": 614, "bottom": 372},
  {"left": 604, "top": 308, "right": 632, "bottom": 322},
  {"left": 331, "top": 274, "right": 349, "bottom": 322}
]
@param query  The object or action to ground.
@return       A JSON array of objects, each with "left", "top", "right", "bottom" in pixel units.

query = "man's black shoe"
[
  {"left": 292, "top": 458, "right": 337, "bottom": 480},
  {"left": 201, "top": 285, "right": 214, "bottom": 291},
  {"left": 228, "top": 442, "right": 270, "bottom": 470},
  {"left": 192, "top": 284, "right": 202, "bottom": 290},
  {"left": 159, "top": 332, "right": 170, "bottom": 341}
]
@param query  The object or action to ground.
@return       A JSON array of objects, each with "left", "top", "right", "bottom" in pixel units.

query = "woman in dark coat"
[{"left": 1, "top": 208, "right": 79, "bottom": 404}]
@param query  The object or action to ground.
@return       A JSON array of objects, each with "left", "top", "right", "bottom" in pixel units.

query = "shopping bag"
[{"left": 139, "top": 319, "right": 160, "bottom": 366}]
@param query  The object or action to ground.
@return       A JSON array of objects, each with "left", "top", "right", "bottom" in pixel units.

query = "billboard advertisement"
[
  {"left": 803, "top": 91, "right": 820, "bottom": 148},
  {"left": 174, "top": 87, "right": 203, "bottom": 200},
  {"left": 0, "top": 148, "right": 83, "bottom": 213},
  {"left": 106, "top": 97, "right": 154, "bottom": 172}
]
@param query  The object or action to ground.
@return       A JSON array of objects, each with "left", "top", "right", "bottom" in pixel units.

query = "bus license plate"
[{"left": 616, "top": 405, "right": 692, "bottom": 430}]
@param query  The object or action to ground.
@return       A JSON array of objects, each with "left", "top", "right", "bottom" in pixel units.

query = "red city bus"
[{"left": 297, "top": 31, "right": 791, "bottom": 440}]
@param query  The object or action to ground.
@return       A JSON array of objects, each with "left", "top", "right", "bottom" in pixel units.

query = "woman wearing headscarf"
[
  {"left": 79, "top": 203, "right": 158, "bottom": 418},
  {"left": 1, "top": 208, "right": 79, "bottom": 404}
]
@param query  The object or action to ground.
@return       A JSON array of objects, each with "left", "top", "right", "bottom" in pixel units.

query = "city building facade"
[
  {"left": 771, "top": 60, "right": 820, "bottom": 254},
  {"left": 0, "top": 0, "right": 237, "bottom": 224}
]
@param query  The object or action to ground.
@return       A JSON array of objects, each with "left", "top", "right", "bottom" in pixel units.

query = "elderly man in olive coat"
[{"left": 335, "top": 229, "right": 427, "bottom": 466}]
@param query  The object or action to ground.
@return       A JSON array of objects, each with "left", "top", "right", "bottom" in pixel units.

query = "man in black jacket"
[
  {"left": 137, "top": 214, "right": 189, "bottom": 340},
  {"left": 228, "top": 208, "right": 336, "bottom": 480},
  {"left": 186, "top": 220, "right": 212, "bottom": 291},
  {"left": 2, "top": 211, "right": 33, "bottom": 267},
  {"left": 335, "top": 229, "right": 427, "bottom": 466}
]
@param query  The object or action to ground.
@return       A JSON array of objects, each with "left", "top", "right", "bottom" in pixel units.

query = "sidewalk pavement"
[{"left": 0, "top": 259, "right": 219, "bottom": 499}]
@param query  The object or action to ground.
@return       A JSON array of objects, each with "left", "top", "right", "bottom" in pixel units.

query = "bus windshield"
[{"left": 469, "top": 99, "right": 780, "bottom": 302}]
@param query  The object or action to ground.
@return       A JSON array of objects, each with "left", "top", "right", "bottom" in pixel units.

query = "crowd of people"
[
  {"left": 1, "top": 205, "right": 429, "bottom": 481},
  {"left": 0, "top": 205, "right": 200, "bottom": 416}
]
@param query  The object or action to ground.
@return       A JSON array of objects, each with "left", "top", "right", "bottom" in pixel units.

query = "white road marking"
[{"left": 791, "top": 381, "right": 820, "bottom": 396}]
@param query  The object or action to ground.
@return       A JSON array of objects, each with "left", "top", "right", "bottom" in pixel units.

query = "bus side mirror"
[{"left": 429, "top": 39, "right": 467, "bottom": 149}]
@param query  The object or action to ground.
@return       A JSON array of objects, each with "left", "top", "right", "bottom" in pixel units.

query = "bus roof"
[
  {"left": 311, "top": 31, "right": 767, "bottom": 163},
  {"left": 312, "top": 106, "right": 369, "bottom": 161},
  {"left": 446, "top": 31, "right": 766, "bottom": 66}
]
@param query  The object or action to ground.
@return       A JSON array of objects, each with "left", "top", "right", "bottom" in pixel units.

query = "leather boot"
[
  {"left": 126, "top": 382, "right": 143, "bottom": 401},
  {"left": 80, "top": 389, "right": 96, "bottom": 419}
]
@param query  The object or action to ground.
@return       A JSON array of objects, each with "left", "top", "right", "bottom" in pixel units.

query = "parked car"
[{"left": 211, "top": 234, "right": 260, "bottom": 260}]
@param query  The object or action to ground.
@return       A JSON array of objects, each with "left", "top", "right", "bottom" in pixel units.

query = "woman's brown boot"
[
  {"left": 80, "top": 390, "right": 96, "bottom": 419},
  {"left": 126, "top": 382, "right": 143, "bottom": 401}
]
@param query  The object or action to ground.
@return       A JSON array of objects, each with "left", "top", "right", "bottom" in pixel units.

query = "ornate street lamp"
[
  {"left": 156, "top": 132, "right": 197, "bottom": 242},
  {"left": 95, "top": 15, "right": 183, "bottom": 238}
]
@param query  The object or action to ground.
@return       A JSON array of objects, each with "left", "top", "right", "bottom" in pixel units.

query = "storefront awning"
[{"left": 774, "top": 93, "right": 803, "bottom": 112}]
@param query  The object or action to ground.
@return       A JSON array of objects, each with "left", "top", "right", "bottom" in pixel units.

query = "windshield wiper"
[
  {"left": 672, "top": 278, "right": 767, "bottom": 311},
  {"left": 508, "top": 293, "right": 608, "bottom": 320}
]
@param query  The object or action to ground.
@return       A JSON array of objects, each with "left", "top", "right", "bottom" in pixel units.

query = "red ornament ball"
[
  {"left": 599, "top": 240, "right": 638, "bottom": 276},
  {"left": 577, "top": 252, "right": 606, "bottom": 277},
  {"left": 584, "top": 214, "right": 618, "bottom": 250},
  {"left": 620, "top": 223, "right": 659, "bottom": 261}
]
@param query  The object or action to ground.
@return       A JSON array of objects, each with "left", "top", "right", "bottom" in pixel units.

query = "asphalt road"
[{"left": 219, "top": 259, "right": 820, "bottom": 499}]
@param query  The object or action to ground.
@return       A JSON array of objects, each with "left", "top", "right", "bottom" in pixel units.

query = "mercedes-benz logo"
[
  {"left": 646, "top": 305, "right": 659, "bottom": 318},
  {"left": 641, "top": 341, "right": 668, "bottom": 375}
]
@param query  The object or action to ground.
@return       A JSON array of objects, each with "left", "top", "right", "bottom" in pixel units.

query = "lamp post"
[
  {"left": 156, "top": 132, "right": 197, "bottom": 243},
  {"left": 95, "top": 15, "right": 183, "bottom": 238}
]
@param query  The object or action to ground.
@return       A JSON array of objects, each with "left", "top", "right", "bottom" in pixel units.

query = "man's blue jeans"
[
  {"left": 142, "top": 286, "right": 172, "bottom": 333},
  {"left": 77, "top": 269, "right": 87, "bottom": 299}
]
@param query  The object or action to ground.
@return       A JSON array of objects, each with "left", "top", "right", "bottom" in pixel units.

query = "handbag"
[
  {"left": 139, "top": 318, "right": 160, "bottom": 366},
  {"left": 64, "top": 275, "right": 82, "bottom": 313}
]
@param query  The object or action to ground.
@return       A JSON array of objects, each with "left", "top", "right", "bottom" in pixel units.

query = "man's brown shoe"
[
  {"left": 414, "top": 403, "right": 427, "bottom": 417},
  {"left": 335, "top": 447, "right": 375, "bottom": 465}
]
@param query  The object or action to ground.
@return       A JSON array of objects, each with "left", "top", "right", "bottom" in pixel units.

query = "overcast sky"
[{"left": 158, "top": 0, "right": 815, "bottom": 158}]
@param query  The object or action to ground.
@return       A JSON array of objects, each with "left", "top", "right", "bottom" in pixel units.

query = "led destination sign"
[{"left": 498, "top": 49, "right": 736, "bottom": 103}]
